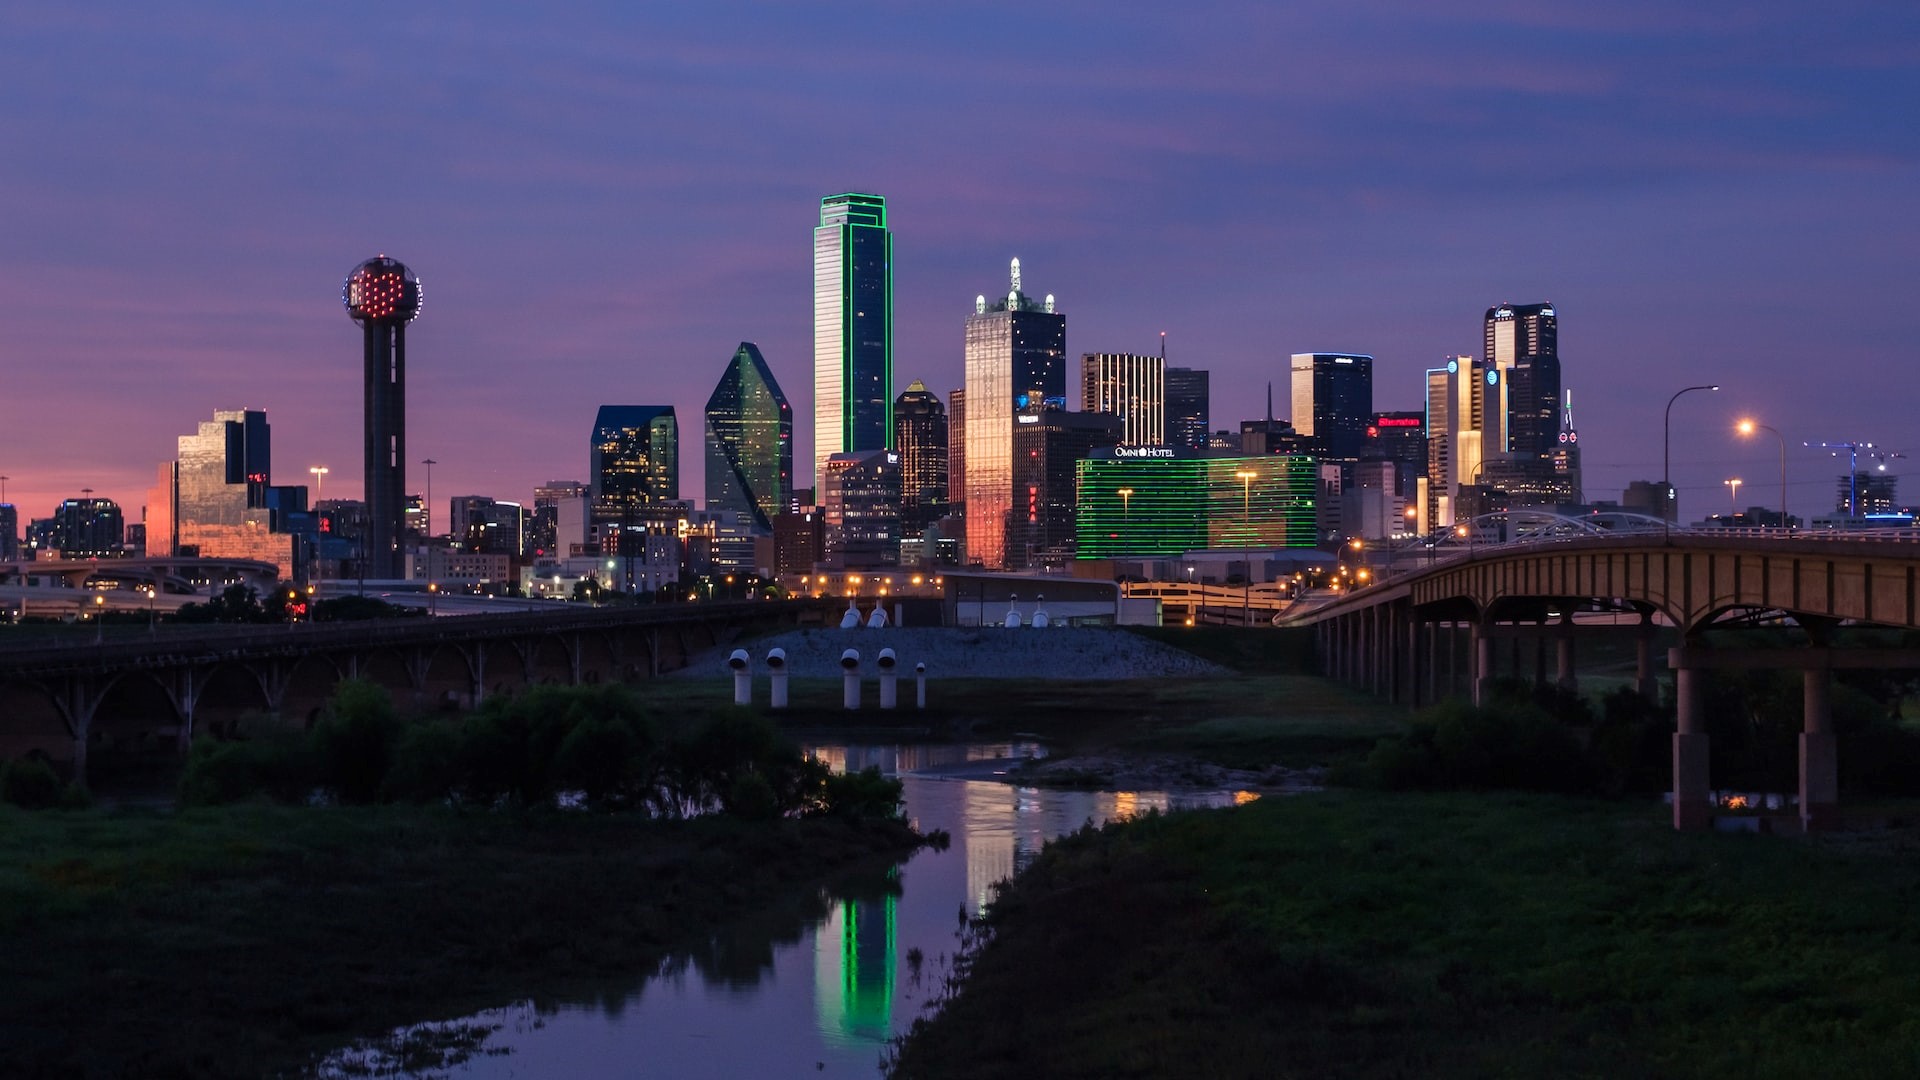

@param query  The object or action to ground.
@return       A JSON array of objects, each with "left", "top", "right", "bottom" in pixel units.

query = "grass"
[
  {"left": 0, "top": 803, "right": 919, "bottom": 1078},
  {"left": 888, "top": 790, "right": 1920, "bottom": 1080}
]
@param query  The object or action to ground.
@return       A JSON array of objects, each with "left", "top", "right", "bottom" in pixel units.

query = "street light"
[
  {"left": 1724, "top": 478, "right": 1743, "bottom": 520},
  {"left": 1663, "top": 384, "right": 1721, "bottom": 538},
  {"left": 422, "top": 458, "right": 437, "bottom": 595},
  {"left": 308, "top": 466, "right": 329, "bottom": 584},
  {"left": 1736, "top": 419, "right": 1787, "bottom": 530},
  {"left": 1116, "top": 487, "right": 1133, "bottom": 521},
  {"left": 1235, "top": 469, "right": 1256, "bottom": 627}
]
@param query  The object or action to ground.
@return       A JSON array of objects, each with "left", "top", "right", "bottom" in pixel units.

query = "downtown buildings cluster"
[{"left": 3, "top": 193, "right": 1905, "bottom": 597}]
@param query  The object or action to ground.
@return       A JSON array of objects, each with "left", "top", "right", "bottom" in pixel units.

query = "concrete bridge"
[
  {"left": 0, "top": 599, "right": 834, "bottom": 786},
  {"left": 1282, "top": 531, "right": 1920, "bottom": 831}
]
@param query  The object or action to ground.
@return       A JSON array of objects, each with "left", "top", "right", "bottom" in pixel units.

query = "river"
[{"left": 314, "top": 741, "right": 1254, "bottom": 1078}]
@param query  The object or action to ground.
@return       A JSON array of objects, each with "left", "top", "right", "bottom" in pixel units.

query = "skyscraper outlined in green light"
[{"left": 813, "top": 193, "right": 893, "bottom": 489}]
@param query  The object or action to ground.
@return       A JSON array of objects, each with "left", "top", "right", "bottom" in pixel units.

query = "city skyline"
[{"left": 2, "top": 4, "right": 1915, "bottom": 528}]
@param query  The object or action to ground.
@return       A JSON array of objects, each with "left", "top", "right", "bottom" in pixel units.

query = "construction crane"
[{"left": 1808, "top": 441, "right": 1906, "bottom": 518}]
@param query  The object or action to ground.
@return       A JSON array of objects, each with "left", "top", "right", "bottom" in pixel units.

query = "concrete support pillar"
[
  {"left": 1510, "top": 634, "right": 1523, "bottom": 682},
  {"left": 1473, "top": 623, "right": 1495, "bottom": 705},
  {"left": 1534, "top": 622, "right": 1549, "bottom": 689},
  {"left": 1801, "top": 663, "right": 1838, "bottom": 832},
  {"left": 1635, "top": 620, "right": 1659, "bottom": 703},
  {"left": 1672, "top": 664, "right": 1712, "bottom": 831},
  {"left": 1555, "top": 613, "right": 1577, "bottom": 693},
  {"left": 1402, "top": 613, "right": 1422, "bottom": 708}
]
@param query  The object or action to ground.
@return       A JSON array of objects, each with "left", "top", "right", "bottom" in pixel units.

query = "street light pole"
[
  {"left": 1664, "top": 384, "right": 1721, "bottom": 538},
  {"left": 1736, "top": 420, "right": 1787, "bottom": 530},
  {"left": 1724, "top": 478, "right": 1742, "bottom": 520},
  {"left": 1238, "top": 472, "right": 1259, "bottom": 608},
  {"left": 421, "top": 458, "right": 437, "bottom": 595},
  {"left": 308, "top": 465, "right": 328, "bottom": 585}
]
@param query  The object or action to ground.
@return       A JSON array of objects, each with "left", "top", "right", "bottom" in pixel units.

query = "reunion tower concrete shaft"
[{"left": 343, "top": 255, "right": 422, "bottom": 580}]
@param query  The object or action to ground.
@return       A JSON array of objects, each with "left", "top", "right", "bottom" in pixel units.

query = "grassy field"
[
  {"left": 887, "top": 790, "right": 1920, "bottom": 1080},
  {"left": 0, "top": 804, "right": 918, "bottom": 1078}
]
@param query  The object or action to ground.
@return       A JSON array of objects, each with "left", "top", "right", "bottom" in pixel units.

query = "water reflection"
[{"left": 313, "top": 743, "right": 1248, "bottom": 1079}]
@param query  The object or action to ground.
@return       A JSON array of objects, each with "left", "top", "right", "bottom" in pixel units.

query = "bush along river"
[{"left": 312, "top": 740, "right": 1258, "bottom": 1078}]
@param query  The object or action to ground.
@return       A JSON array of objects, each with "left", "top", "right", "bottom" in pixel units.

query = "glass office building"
[
  {"left": 1288, "top": 353, "right": 1373, "bottom": 462},
  {"left": 964, "top": 259, "right": 1065, "bottom": 569},
  {"left": 1075, "top": 449, "right": 1318, "bottom": 559},
  {"left": 1164, "top": 366, "right": 1210, "bottom": 452},
  {"left": 813, "top": 193, "right": 893, "bottom": 486},
  {"left": 893, "top": 380, "right": 948, "bottom": 535},
  {"left": 705, "top": 342, "right": 792, "bottom": 533},
  {"left": 1080, "top": 352, "right": 1165, "bottom": 446}
]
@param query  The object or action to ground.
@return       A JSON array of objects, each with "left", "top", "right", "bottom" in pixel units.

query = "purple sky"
[{"left": 2, "top": 2, "right": 1916, "bottom": 530}]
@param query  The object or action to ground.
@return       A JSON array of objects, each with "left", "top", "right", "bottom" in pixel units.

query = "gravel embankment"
[{"left": 674, "top": 626, "right": 1228, "bottom": 681}]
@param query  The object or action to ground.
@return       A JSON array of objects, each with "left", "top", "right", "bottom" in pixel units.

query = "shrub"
[
  {"left": 1367, "top": 698, "right": 1592, "bottom": 794},
  {"left": 1, "top": 757, "right": 64, "bottom": 810},
  {"left": 309, "top": 680, "right": 401, "bottom": 804},
  {"left": 382, "top": 721, "right": 463, "bottom": 804},
  {"left": 817, "top": 766, "right": 906, "bottom": 820},
  {"left": 177, "top": 736, "right": 316, "bottom": 806}
]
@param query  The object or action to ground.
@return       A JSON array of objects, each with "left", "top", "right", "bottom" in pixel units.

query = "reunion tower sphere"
[{"left": 342, "top": 255, "right": 423, "bottom": 324}]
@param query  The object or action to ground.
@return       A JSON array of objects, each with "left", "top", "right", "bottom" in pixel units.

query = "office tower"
[
  {"left": 1838, "top": 472, "right": 1898, "bottom": 517},
  {"left": 1288, "top": 353, "right": 1373, "bottom": 462},
  {"left": 1425, "top": 356, "right": 1505, "bottom": 526},
  {"left": 49, "top": 497, "right": 124, "bottom": 557},
  {"left": 591, "top": 406, "right": 679, "bottom": 521},
  {"left": 894, "top": 380, "right": 949, "bottom": 535},
  {"left": 343, "top": 255, "right": 422, "bottom": 580},
  {"left": 1080, "top": 353, "right": 1165, "bottom": 445},
  {"left": 147, "top": 409, "right": 299, "bottom": 574},
  {"left": 449, "top": 496, "right": 526, "bottom": 556},
  {"left": 1486, "top": 302, "right": 1560, "bottom": 462},
  {"left": 964, "top": 258, "right": 1065, "bottom": 569},
  {"left": 705, "top": 342, "right": 793, "bottom": 533},
  {"left": 813, "top": 193, "right": 893, "bottom": 486},
  {"left": 1362, "top": 411, "right": 1427, "bottom": 498},
  {"left": 821, "top": 449, "right": 901, "bottom": 569},
  {"left": 531, "top": 480, "right": 588, "bottom": 556},
  {"left": 1005, "top": 405, "right": 1122, "bottom": 569},
  {"left": 1075, "top": 448, "right": 1318, "bottom": 558},
  {"left": 1552, "top": 389, "right": 1582, "bottom": 502},
  {"left": 947, "top": 388, "right": 966, "bottom": 520},
  {"left": 1164, "top": 367, "right": 1210, "bottom": 452},
  {"left": 0, "top": 503, "right": 15, "bottom": 560}
]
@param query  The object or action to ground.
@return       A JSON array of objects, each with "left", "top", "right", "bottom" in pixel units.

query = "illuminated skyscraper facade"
[
  {"left": 964, "top": 259, "right": 1064, "bottom": 569},
  {"left": 146, "top": 409, "right": 299, "bottom": 574},
  {"left": 1288, "top": 353, "right": 1373, "bottom": 462},
  {"left": 821, "top": 449, "right": 902, "bottom": 569},
  {"left": 1425, "top": 356, "right": 1504, "bottom": 526},
  {"left": 1164, "top": 367, "right": 1210, "bottom": 452},
  {"left": 343, "top": 255, "right": 422, "bottom": 580},
  {"left": 1075, "top": 449, "right": 1318, "bottom": 558},
  {"left": 813, "top": 193, "right": 893, "bottom": 486},
  {"left": 590, "top": 406, "right": 679, "bottom": 521},
  {"left": 1486, "top": 302, "right": 1559, "bottom": 457},
  {"left": 893, "top": 380, "right": 948, "bottom": 535},
  {"left": 1007, "top": 405, "right": 1122, "bottom": 568},
  {"left": 1080, "top": 352, "right": 1165, "bottom": 445},
  {"left": 705, "top": 342, "right": 792, "bottom": 533}
]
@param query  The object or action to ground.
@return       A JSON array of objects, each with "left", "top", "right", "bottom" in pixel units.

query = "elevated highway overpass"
[{"left": 1282, "top": 529, "right": 1920, "bottom": 831}]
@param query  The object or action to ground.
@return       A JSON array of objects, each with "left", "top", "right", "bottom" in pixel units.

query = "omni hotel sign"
[{"left": 1112, "top": 445, "right": 1177, "bottom": 459}]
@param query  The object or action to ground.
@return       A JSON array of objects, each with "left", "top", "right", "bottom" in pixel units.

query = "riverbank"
[
  {"left": 0, "top": 803, "right": 920, "bottom": 1078},
  {"left": 886, "top": 790, "right": 1920, "bottom": 1079}
]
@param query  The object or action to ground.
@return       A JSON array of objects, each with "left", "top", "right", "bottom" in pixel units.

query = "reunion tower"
[{"left": 343, "top": 255, "right": 422, "bottom": 580}]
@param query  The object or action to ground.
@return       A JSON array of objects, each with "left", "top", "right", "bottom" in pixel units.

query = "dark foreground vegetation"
[
  {"left": 888, "top": 792, "right": 1920, "bottom": 1079},
  {"left": 0, "top": 682, "right": 919, "bottom": 1078}
]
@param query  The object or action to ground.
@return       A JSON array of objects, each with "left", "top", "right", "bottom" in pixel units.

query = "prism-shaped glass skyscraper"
[
  {"left": 705, "top": 342, "right": 792, "bottom": 532},
  {"left": 813, "top": 193, "right": 893, "bottom": 487}
]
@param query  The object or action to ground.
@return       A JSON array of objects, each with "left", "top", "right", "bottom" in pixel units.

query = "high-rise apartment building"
[
  {"left": 343, "top": 255, "right": 422, "bottom": 580},
  {"left": 1485, "top": 303, "right": 1560, "bottom": 465},
  {"left": 1080, "top": 353, "right": 1165, "bottom": 445},
  {"left": 590, "top": 406, "right": 679, "bottom": 522},
  {"left": 893, "top": 380, "right": 949, "bottom": 535},
  {"left": 705, "top": 342, "right": 792, "bottom": 533},
  {"left": 1164, "top": 367, "right": 1210, "bottom": 452},
  {"left": 1425, "top": 356, "right": 1505, "bottom": 526},
  {"left": 531, "top": 480, "right": 588, "bottom": 556},
  {"left": 964, "top": 259, "right": 1065, "bottom": 569},
  {"left": 813, "top": 193, "right": 893, "bottom": 485},
  {"left": 1288, "top": 353, "right": 1373, "bottom": 462}
]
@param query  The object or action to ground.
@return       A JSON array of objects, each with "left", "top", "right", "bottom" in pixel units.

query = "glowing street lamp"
[
  {"left": 1116, "top": 487, "right": 1134, "bottom": 522},
  {"left": 1663, "top": 384, "right": 1720, "bottom": 538},
  {"left": 1236, "top": 469, "right": 1256, "bottom": 626},
  {"left": 1724, "top": 477, "right": 1743, "bottom": 520},
  {"left": 1736, "top": 419, "right": 1788, "bottom": 530}
]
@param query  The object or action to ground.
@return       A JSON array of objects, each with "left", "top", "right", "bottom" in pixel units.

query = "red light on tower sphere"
[{"left": 343, "top": 255, "right": 423, "bottom": 324}]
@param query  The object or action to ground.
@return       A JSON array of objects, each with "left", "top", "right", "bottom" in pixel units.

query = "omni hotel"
[{"left": 1075, "top": 446, "right": 1319, "bottom": 559}]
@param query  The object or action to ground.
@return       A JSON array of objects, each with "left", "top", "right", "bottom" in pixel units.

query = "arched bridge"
[
  {"left": 1283, "top": 532, "right": 1920, "bottom": 832},
  {"left": 0, "top": 599, "right": 841, "bottom": 786}
]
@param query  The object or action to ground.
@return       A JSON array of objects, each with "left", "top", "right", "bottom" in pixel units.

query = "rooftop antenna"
[
  {"left": 1266, "top": 382, "right": 1273, "bottom": 424},
  {"left": 1160, "top": 331, "right": 1166, "bottom": 362},
  {"left": 1010, "top": 257, "right": 1021, "bottom": 295}
]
